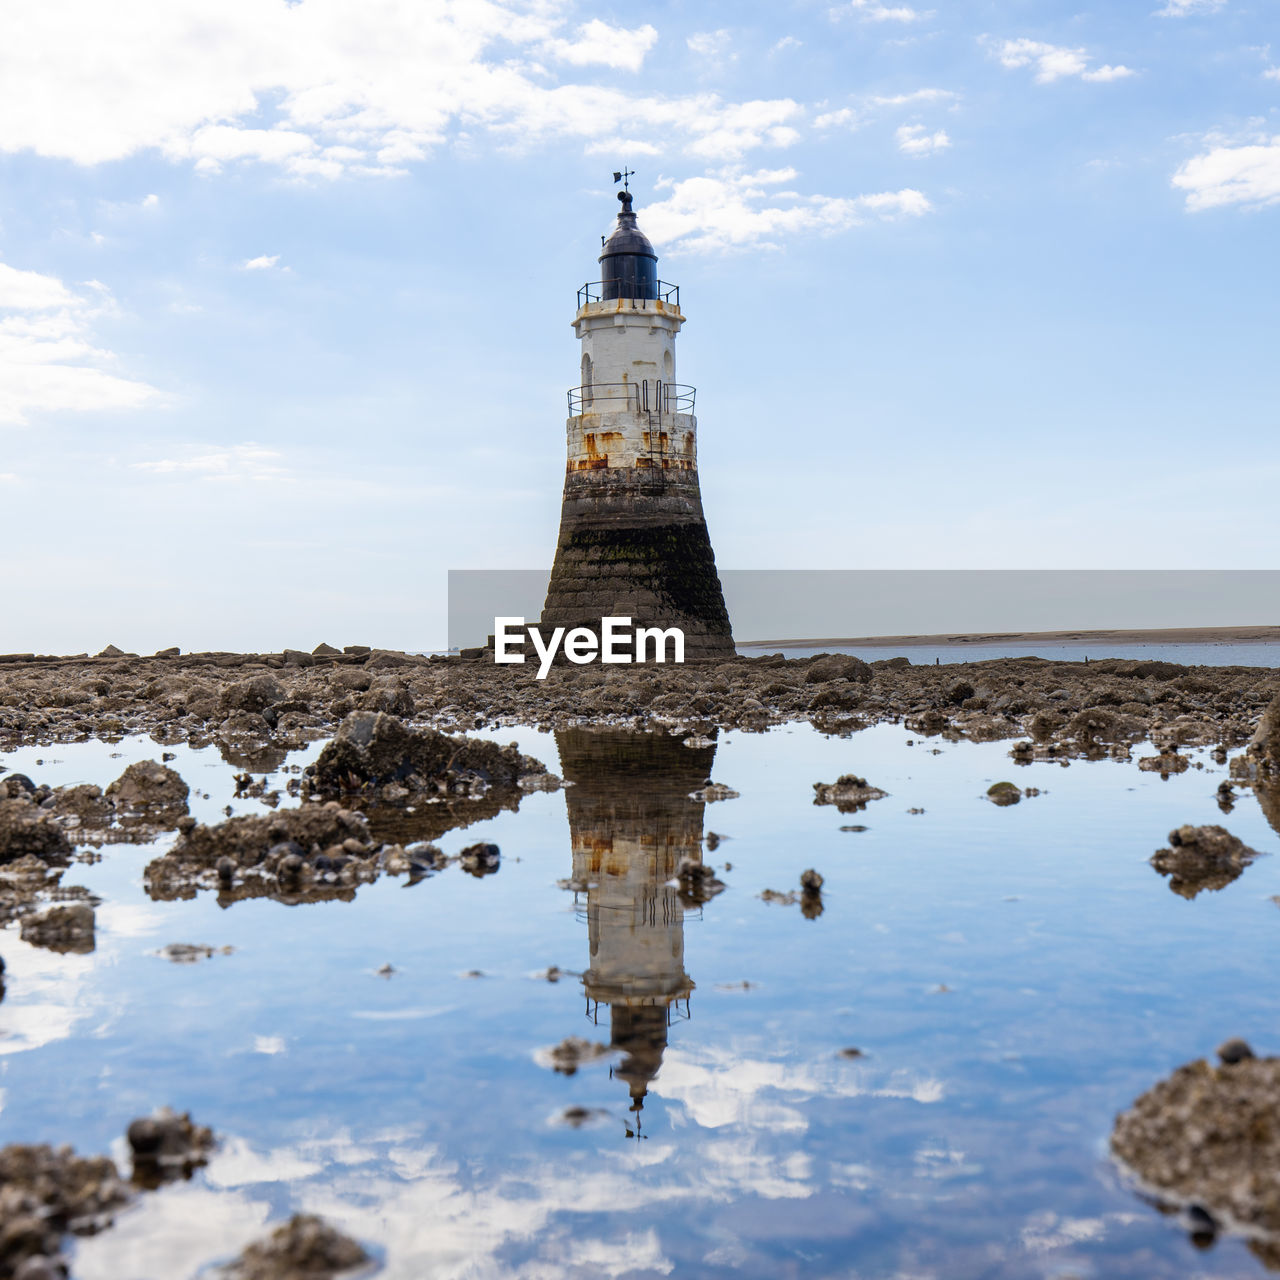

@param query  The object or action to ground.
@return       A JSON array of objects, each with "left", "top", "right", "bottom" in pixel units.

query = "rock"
[
  {"left": 539, "top": 1037, "right": 612, "bottom": 1075},
  {"left": 458, "top": 842, "right": 500, "bottom": 877},
  {"left": 1246, "top": 691, "right": 1280, "bottom": 774},
  {"left": 812, "top": 775, "right": 888, "bottom": 813},
  {"left": 1219, "top": 1037, "right": 1255, "bottom": 1065},
  {"left": 308, "top": 712, "right": 541, "bottom": 799},
  {"left": 0, "top": 800, "right": 71, "bottom": 863},
  {"left": 343, "top": 645, "right": 371, "bottom": 656},
  {"left": 153, "top": 647, "right": 180, "bottom": 658},
  {"left": 218, "top": 675, "right": 285, "bottom": 715},
  {"left": 689, "top": 782, "right": 739, "bottom": 803},
  {"left": 126, "top": 1108, "right": 215, "bottom": 1188},
  {"left": 675, "top": 856, "right": 725, "bottom": 904},
  {"left": 986, "top": 781, "right": 1021, "bottom": 806},
  {"left": 946, "top": 679, "right": 975, "bottom": 705},
  {"left": 1112, "top": 1048, "right": 1280, "bottom": 1253},
  {"left": 1138, "top": 748, "right": 1190, "bottom": 775},
  {"left": 311, "top": 642, "right": 341, "bottom": 656},
  {"left": 838, "top": 1046, "right": 864, "bottom": 1059},
  {"left": 804, "top": 655, "right": 873, "bottom": 685},
  {"left": 281, "top": 649, "right": 315, "bottom": 668},
  {"left": 105, "top": 761, "right": 190, "bottom": 816},
  {"left": 96, "top": 644, "right": 126, "bottom": 658},
  {"left": 800, "top": 868, "right": 824, "bottom": 892},
  {"left": 0, "top": 1141, "right": 129, "bottom": 1271},
  {"left": 1150, "top": 824, "right": 1262, "bottom": 898},
  {"left": 226, "top": 1213, "right": 369, "bottom": 1280},
  {"left": 155, "top": 943, "right": 231, "bottom": 963},
  {"left": 20, "top": 904, "right": 94, "bottom": 954}
]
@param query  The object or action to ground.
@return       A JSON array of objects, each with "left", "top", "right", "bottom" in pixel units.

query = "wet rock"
[
  {"left": 1245, "top": 691, "right": 1280, "bottom": 775},
  {"left": 539, "top": 1037, "right": 612, "bottom": 1075},
  {"left": 308, "top": 712, "right": 541, "bottom": 799},
  {"left": 1112, "top": 1047, "right": 1280, "bottom": 1253},
  {"left": 0, "top": 800, "right": 71, "bottom": 864},
  {"left": 225, "top": 1213, "right": 370, "bottom": 1280},
  {"left": 812, "top": 775, "right": 888, "bottom": 813},
  {"left": 219, "top": 675, "right": 285, "bottom": 716},
  {"left": 104, "top": 761, "right": 190, "bottom": 817},
  {"left": 689, "top": 781, "right": 738, "bottom": 802},
  {"left": 986, "top": 781, "right": 1021, "bottom": 806},
  {"left": 458, "top": 842, "right": 500, "bottom": 877},
  {"left": 126, "top": 1108, "right": 215, "bottom": 1189},
  {"left": 800, "top": 868, "right": 825, "bottom": 919},
  {"left": 144, "top": 807, "right": 381, "bottom": 904},
  {"left": 20, "top": 904, "right": 94, "bottom": 954},
  {"left": 155, "top": 943, "right": 232, "bottom": 963},
  {"left": 1219, "top": 1037, "right": 1255, "bottom": 1065},
  {"left": 0, "top": 1142, "right": 129, "bottom": 1273},
  {"left": 675, "top": 856, "right": 725, "bottom": 904},
  {"left": 799, "top": 868, "right": 824, "bottom": 892},
  {"left": 1150, "top": 824, "right": 1262, "bottom": 898},
  {"left": 804, "top": 654, "right": 873, "bottom": 685},
  {"left": 1138, "top": 748, "right": 1190, "bottom": 776}
]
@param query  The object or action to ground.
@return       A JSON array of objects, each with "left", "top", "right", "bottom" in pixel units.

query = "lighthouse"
[{"left": 539, "top": 180, "right": 735, "bottom": 660}]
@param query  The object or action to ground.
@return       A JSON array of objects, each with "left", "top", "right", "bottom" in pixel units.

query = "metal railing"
[
  {"left": 577, "top": 280, "right": 681, "bottom": 308},
  {"left": 567, "top": 380, "right": 695, "bottom": 417}
]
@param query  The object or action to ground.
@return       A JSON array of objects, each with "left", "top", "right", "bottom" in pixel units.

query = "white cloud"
[
  {"left": 242, "top": 254, "right": 280, "bottom": 270},
  {"left": 0, "top": 262, "right": 160, "bottom": 426},
  {"left": 1265, "top": 67, "right": 1280, "bottom": 82},
  {"left": 0, "top": 0, "right": 800, "bottom": 174},
  {"left": 142, "top": 193, "right": 159, "bottom": 207},
  {"left": 838, "top": 0, "right": 932, "bottom": 22},
  {"left": 1155, "top": 0, "right": 1226, "bottom": 14},
  {"left": 873, "top": 87, "right": 957, "bottom": 107},
  {"left": 989, "top": 38, "right": 1134, "bottom": 84},
  {"left": 133, "top": 443, "right": 286, "bottom": 481},
  {"left": 0, "top": 472, "right": 16, "bottom": 482},
  {"left": 1173, "top": 134, "right": 1280, "bottom": 209},
  {"left": 773, "top": 36, "right": 802, "bottom": 53},
  {"left": 1082, "top": 64, "right": 1137, "bottom": 82},
  {"left": 644, "top": 168, "right": 931, "bottom": 253},
  {"left": 897, "top": 124, "right": 950, "bottom": 155},
  {"left": 686, "top": 30, "right": 737, "bottom": 65},
  {"left": 815, "top": 108, "right": 861, "bottom": 130},
  {"left": 543, "top": 19, "right": 657, "bottom": 73}
]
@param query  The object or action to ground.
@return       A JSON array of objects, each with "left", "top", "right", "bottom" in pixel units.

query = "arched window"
[
  {"left": 662, "top": 349, "right": 673, "bottom": 382},
  {"left": 581, "top": 353, "right": 593, "bottom": 406}
]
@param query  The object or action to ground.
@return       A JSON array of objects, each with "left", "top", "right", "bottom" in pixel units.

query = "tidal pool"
[{"left": 2, "top": 721, "right": 1278, "bottom": 1278}]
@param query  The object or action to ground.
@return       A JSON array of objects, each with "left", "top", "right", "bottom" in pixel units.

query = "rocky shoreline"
[{"left": 0, "top": 647, "right": 1276, "bottom": 761}]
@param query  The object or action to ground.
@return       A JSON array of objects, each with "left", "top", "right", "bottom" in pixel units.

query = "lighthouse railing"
[
  {"left": 577, "top": 280, "right": 680, "bottom": 309},
  {"left": 567, "top": 381, "right": 695, "bottom": 417}
]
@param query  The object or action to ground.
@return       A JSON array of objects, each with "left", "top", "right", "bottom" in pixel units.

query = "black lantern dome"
[{"left": 599, "top": 190, "right": 658, "bottom": 301}]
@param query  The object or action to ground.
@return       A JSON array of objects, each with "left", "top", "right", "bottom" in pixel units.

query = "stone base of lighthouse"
[{"left": 541, "top": 463, "right": 735, "bottom": 661}]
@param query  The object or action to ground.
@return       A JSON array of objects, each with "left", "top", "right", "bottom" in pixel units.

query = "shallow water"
[
  {"left": 3, "top": 722, "right": 1280, "bottom": 1278},
  {"left": 750, "top": 641, "right": 1280, "bottom": 668}
]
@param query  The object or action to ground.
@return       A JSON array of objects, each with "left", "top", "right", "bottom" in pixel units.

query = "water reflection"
[{"left": 556, "top": 729, "right": 714, "bottom": 1131}]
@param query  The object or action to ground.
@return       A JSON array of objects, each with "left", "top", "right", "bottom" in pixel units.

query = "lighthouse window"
[
  {"left": 581, "top": 353, "right": 593, "bottom": 406},
  {"left": 663, "top": 350, "right": 673, "bottom": 380}
]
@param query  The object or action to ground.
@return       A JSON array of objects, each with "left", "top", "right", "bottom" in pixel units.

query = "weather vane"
[{"left": 612, "top": 167, "right": 634, "bottom": 192}]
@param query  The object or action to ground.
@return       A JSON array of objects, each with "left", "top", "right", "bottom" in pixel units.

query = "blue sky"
[{"left": 1, "top": 0, "right": 1277, "bottom": 653}]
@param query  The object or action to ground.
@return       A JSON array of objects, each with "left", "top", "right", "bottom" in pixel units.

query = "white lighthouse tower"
[{"left": 540, "top": 179, "right": 734, "bottom": 659}]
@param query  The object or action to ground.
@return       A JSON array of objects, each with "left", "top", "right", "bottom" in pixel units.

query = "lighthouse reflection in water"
[{"left": 556, "top": 729, "right": 717, "bottom": 1134}]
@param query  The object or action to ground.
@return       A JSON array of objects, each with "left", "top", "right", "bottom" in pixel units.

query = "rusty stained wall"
[{"left": 566, "top": 410, "right": 697, "bottom": 474}]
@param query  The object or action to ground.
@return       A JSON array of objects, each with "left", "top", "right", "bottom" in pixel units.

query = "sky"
[{"left": 1, "top": 0, "right": 1278, "bottom": 654}]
